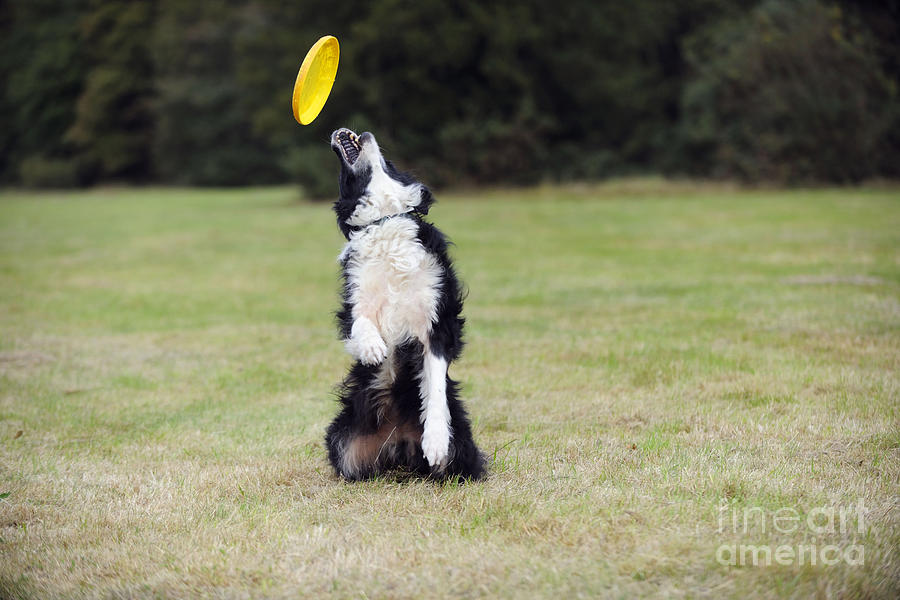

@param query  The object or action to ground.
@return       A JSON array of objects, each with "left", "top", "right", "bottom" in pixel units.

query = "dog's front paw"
[
  {"left": 421, "top": 423, "right": 450, "bottom": 469},
  {"left": 354, "top": 335, "right": 387, "bottom": 365},
  {"left": 346, "top": 319, "right": 388, "bottom": 365}
]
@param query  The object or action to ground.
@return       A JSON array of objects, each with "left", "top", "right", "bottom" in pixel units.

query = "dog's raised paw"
[
  {"left": 358, "top": 336, "right": 387, "bottom": 365},
  {"left": 346, "top": 319, "right": 388, "bottom": 365},
  {"left": 421, "top": 423, "right": 450, "bottom": 468}
]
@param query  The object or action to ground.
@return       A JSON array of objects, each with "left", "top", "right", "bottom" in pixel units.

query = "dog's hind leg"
[
  {"left": 444, "top": 378, "right": 486, "bottom": 480},
  {"left": 325, "top": 363, "right": 384, "bottom": 480},
  {"left": 325, "top": 403, "right": 364, "bottom": 480},
  {"left": 418, "top": 351, "right": 451, "bottom": 470},
  {"left": 325, "top": 397, "right": 384, "bottom": 480},
  {"left": 326, "top": 404, "right": 424, "bottom": 480},
  {"left": 327, "top": 357, "right": 422, "bottom": 480}
]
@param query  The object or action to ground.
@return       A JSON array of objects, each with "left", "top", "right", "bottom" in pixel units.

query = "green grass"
[{"left": 1, "top": 180, "right": 898, "bottom": 598}]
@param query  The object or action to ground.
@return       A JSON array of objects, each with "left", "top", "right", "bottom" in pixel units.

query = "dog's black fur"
[{"left": 324, "top": 129, "right": 485, "bottom": 481}]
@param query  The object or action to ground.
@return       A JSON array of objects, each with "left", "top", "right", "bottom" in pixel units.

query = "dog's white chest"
[{"left": 342, "top": 218, "right": 442, "bottom": 347}]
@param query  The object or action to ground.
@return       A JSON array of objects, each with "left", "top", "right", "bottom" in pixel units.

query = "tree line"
[{"left": 1, "top": 0, "right": 897, "bottom": 194}]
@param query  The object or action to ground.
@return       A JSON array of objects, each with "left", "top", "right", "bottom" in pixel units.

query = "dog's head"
[{"left": 331, "top": 128, "right": 434, "bottom": 239}]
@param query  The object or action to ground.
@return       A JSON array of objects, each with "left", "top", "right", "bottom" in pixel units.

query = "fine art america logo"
[{"left": 716, "top": 499, "right": 866, "bottom": 567}]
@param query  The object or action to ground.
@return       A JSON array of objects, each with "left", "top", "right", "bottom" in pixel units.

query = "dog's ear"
[{"left": 414, "top": 186, "right": 435, "bottom": 215}]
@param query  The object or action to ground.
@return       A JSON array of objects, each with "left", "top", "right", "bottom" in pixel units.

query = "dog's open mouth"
[{"left": 333, "top": 128, "right": 361, "bottom": 165}]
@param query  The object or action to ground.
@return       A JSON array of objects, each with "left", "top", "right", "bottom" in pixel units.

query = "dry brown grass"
[{"left": 1, "top": 183, "right": 898, "bottom": 598}]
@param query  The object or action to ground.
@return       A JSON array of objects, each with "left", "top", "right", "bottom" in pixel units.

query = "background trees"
[
  {"left": 678, "top": 0, "right": 900, "bottom": 183},
  {"left": 1, "top": 0, "right": 897, "bottom": 191}
]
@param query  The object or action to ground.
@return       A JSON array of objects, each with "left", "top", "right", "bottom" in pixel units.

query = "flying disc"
[{"left": 292, "top": 35, "right": 340, "bottom": 125}]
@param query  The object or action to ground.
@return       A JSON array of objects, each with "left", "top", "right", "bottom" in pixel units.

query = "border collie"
[{"left": 324, "top": 128, "right": 485, "bottom": 481}]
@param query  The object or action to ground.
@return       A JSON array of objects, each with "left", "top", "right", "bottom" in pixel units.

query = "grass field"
[{"left": 1, "top": 181, "right": 898, "bottom": 598}]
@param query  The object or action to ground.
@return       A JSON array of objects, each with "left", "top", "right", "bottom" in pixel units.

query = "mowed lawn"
[{"left": 0, "top": 182, "right": 898, "bottom": 598}]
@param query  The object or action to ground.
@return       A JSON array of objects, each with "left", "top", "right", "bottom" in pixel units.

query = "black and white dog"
[{"left": 324, "top": 128, "right": 485, "bottom": 481}]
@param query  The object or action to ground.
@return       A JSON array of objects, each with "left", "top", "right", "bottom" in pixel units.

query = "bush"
[
  {"left": 281, "top": 144, "right": 338, "bottom": 200},
  {"left": 18, "top": 155, "right": 85, "bottom": 188},
  {"left": 678, "top": 0, "right": 898, "bottom": 184},
  {"left": 3, "top": 0, "right": 898, "bottom": 187}
]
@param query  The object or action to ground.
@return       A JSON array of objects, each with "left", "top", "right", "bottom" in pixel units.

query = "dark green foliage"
[
  {"left": 0, "top": 0, "right": 90, "bottom": 185},
  {"left": 346, "top": 0, "right": 554, "bottom": 186},
  {"left": 68, "top": 0, "right": 156, "bottom": 182},
  {"left": 679, "top": 0, "right": 899, "bottom": 183},
  {"left": 0, "top": 0, "right": 897, "bottom": 189},
  {"left": 152, "top": 0, "right": 280, "bottom": 185},
  {"left": 18, "top": 155, "right": 83, "bottom": 188}
]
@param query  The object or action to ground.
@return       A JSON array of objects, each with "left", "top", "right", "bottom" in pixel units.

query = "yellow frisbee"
[{"left": 292, "top": 35, "right": 340, "bottom": 125}]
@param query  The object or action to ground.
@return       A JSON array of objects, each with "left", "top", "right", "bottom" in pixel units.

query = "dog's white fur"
[
  {"left": 341, "top": 217, "right": 443, "bottom": 354},
  {"left": 419, "top": 353, "right": 451, "bottom": 467},
  {"left": 338, "top": 165, "right": 450, "bottom": 467},
  {"left": 345, "top": 136, "right": 425, "bottom": 228}
]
